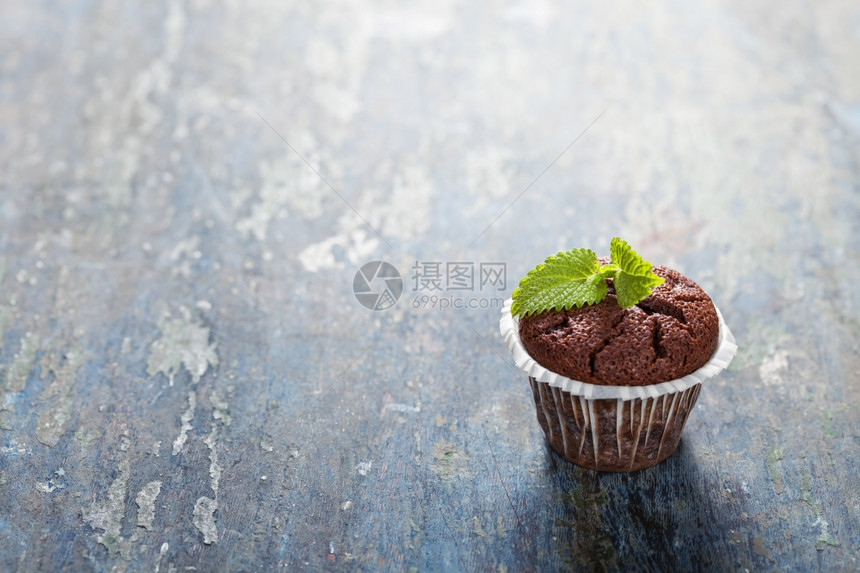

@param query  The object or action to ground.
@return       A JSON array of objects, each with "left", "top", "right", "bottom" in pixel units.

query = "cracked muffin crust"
[{"left": 517, "top": 266, "right": 719, "bottom": 386}]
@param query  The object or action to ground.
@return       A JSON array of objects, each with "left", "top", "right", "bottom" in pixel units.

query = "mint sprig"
[{"left": 510, "top": 237, "right": 664, "bottom": 317}]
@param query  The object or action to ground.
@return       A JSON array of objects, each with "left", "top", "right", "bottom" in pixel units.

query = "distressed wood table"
[{"left": 1, "top": 1, "right": 858, "bottom": 571}]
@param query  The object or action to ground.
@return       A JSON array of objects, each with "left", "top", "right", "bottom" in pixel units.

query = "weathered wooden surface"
[{"left": 1, "top": 0, "right": 858, "bottom": 571}]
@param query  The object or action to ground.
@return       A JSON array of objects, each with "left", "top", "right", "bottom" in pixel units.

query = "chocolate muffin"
[
  {"left": 518, "top": 266, "right": 719, "bottom": 386},
  {"left": 501, "top": 242, "right": 736, "bottom": 472}
]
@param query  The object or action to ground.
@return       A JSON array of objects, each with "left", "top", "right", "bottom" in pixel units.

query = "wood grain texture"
[{"left": 0, "top": 0, "right": 858, "bottom": 571}]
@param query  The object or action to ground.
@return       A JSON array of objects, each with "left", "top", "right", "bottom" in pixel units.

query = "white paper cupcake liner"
[{"left": 499, "top": 298, "right": 737, "bottom": 400}]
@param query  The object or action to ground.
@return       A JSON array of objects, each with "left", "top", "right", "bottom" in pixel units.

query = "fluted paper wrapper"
[{"left": 500, "top": 299, "right": 737, "bottom": 471}]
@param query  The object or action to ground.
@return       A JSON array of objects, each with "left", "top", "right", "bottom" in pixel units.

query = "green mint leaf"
[
  {"left": 510, "top": 239, "right": 665, "bottom": 316},
  {"left": 511, "top": 248, "right": 605, "bottom": 317},
  {"left": 609, "top": 237, "right": 664, "bottom": 308}
]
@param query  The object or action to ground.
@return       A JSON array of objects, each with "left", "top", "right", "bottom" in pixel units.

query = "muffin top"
[{"left": 517, "top": 266, "right": 719, "bottom": 386}]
